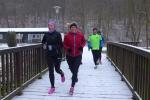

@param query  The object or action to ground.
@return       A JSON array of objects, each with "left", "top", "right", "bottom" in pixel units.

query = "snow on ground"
[{"left": 11, "top": 46, "right": 132, "bottom": 100}]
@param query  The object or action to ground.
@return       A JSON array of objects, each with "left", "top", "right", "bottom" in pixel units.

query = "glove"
[
  {"left": 43, "top": 44, "right": 47, "bottom": 50},
  {"left": 68, "top": 48, "right": 71, "bottom": 53},
  {"left": 78, "top": 46, "right": 83, "bottom": 51},
  {"left": 57, "top": 57, "right": 62, "bottom": 62}
]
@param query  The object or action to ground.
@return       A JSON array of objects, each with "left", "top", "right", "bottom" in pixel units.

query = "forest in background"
[{"left": 0, "top": 0, "right": 150, "bottom": 46}]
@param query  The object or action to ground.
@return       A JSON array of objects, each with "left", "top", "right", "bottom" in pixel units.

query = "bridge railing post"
[
  {"left": 14, "top": 51, "right": 23, "bottom": 95},
  {"left": 38, "top": 47, "right": 42, "bottom": 79},
  {"left": 107, "top": 42, "right": 150, "bottom": 100}
]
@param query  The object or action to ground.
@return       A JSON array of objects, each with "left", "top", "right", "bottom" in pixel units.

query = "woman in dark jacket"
[
  {"left": 42, "top": 19, "right": 65, "bottom": 94},
  {"left": 64, "top": 23, "right": 86, "bottom": 95}
]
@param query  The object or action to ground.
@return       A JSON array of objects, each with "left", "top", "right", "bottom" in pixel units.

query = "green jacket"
[{"left": 88, "top": 34, "right": 102, "bottom": 50}]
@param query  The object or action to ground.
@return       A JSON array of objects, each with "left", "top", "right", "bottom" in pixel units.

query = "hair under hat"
[
  {"left": 93, "top": 28, "right": 98, "bottom": 31},
  {"left": 70, "top": 23, "right": 77, "bottom": 29}
]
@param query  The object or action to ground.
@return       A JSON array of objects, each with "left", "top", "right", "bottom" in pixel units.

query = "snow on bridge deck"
[{"left": 12, "top": 47, "right": 133, "bottom": 100}]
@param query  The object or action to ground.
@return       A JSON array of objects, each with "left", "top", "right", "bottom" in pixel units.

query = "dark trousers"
[
  {"left": 47, "top": 55, "right": 64, "bottom": 88},
  {"left": 99, "top": 47, "right": 102, "bottom": 61},
  {"left": 66, "top": 55, "right": 82, "bottom": 87},
  {"left": 92, "top": 50, "right": 100, "bottom": 65}
]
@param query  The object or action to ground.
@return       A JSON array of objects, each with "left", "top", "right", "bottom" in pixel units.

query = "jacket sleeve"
[
  {"left": 63, "top": 34, "right": 70, "bottom": 52},
  {"left": 87, "top": 41, "right": 91, "bottom": 49},
  {"left": 57, "top": 33, "right": 63, "bottom": 58},
  {"left": 87, "top": 35, "right": 92, "bottom": 49},
  {"left": 57, "top": 33, "right": 63, "bottom": 48},
  {"left": 42, "top": 34, "right": 46, "bottom": 44},
  {"left": 99, "top": 35, "right": 103, "bottom": 48},
  {"left": 100, "top": 36, "right": 105, "bottom": 48}
]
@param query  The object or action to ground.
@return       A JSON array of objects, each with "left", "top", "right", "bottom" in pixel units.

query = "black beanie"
[{"left": 70, "top": 23, "right": 77, "bottom": 29}]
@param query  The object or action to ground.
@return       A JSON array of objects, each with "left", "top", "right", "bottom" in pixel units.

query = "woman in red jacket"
[{"left": 64, "top": 23, "right": 86, "bottom": 95}]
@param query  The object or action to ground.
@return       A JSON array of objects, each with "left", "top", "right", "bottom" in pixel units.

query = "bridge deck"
[{"left": 12, "top": 47, "right": 132, "bottom": 100}]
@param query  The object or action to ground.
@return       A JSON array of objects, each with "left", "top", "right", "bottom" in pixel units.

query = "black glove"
[
  {"left": 57, "top": 57, "right": 62, "bottom": 62},
  {"left": 78, "top": 46, "right": 83, "bottom": 51},
  {"left": 68, "top": 48, "right": 71, "bottom": 53}
]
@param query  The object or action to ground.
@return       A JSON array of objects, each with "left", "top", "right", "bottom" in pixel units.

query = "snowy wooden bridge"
[
  {"left": 11, "top": 47, "right": 133, "bottom": 100},
  {"left": 1, "top": 43, "right": 149, "bottom": 100}
]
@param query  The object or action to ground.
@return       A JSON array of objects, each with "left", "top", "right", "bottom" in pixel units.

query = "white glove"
[
  {"left": 43, "top": 44, "right": 47, "bottom": 50},
  {"left": 48, "top": 45, "right": 52, "bottom": 51}
]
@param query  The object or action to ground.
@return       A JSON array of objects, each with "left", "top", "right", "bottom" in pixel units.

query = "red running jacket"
[{"left": 64, "top": 31, "right": 86, "bottom": 57}]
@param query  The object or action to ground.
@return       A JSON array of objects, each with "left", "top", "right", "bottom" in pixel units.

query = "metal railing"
[
  {"left": 107, "top": 42, "right": 150, "bottom": 100},
  {"left": 0, "top": 44, "right": 47, "bottom": 100}
]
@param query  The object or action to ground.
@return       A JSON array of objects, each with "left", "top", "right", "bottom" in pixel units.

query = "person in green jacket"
[{"left": 88, "top": 28, "right": 102, "bottom": 69}]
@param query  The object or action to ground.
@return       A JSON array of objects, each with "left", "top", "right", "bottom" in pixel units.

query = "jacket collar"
[
  {"left": 69, "top": 31, "right": 80, "bottom": 35},
  {"left": 48, "top": 30, "right": 56, "bottom": 34}
]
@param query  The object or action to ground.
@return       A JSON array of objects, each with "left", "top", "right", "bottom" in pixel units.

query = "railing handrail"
[
  {"left": 107, "top": 42, "right": 150, "bottom": 100},
  {"left": 0, "top": 43, "right": 47, "bottom": 100},
  {"left": 108, "top": 42, "right": 150, "bottom": 58},
  {"left": 0, "top": 43, "right": 41, "bottom": 51}
]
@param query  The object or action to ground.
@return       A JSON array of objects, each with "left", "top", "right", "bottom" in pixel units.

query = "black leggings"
[
  {"left": 47, "top": 56, "right": 64, "bottom": 88},
  {"left": 99, "top": 47, "right": 102, "bottom": 61},
  {"left": 92, "top": 50, "right": 100, "bottom": 65},
  {"left": 66, "top": 55, "right": 82, "bottom": 87}
]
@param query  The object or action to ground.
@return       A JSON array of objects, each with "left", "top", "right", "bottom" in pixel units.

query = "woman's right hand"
[{"left": 43, "top": 44, "right": 47, "bottom": 50}]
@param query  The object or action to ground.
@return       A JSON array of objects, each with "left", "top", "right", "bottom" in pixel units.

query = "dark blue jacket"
[{"left": 42, "top": 30, "right": 63, "bottom": 58}]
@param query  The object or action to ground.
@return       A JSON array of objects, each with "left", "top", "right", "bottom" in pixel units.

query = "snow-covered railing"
[
  {"left": 120, "top": 41, "right": 140, "bottom": 46},
  {"left": 0, "top": 44, "right": 47, "bottom": 100},
  {"left": 107, "top": 42, "right": 150, "bottom": 100}
]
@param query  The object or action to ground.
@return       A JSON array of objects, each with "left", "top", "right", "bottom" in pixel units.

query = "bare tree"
[
  {"left": 0, "top": 0, "right": 149, "bottom": 47},
  {"left": 143, "top": 0, "right": 150, "bottom": 48},
  {"left": 0, "top": 0, "right": 10, "bottom": 27}
]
